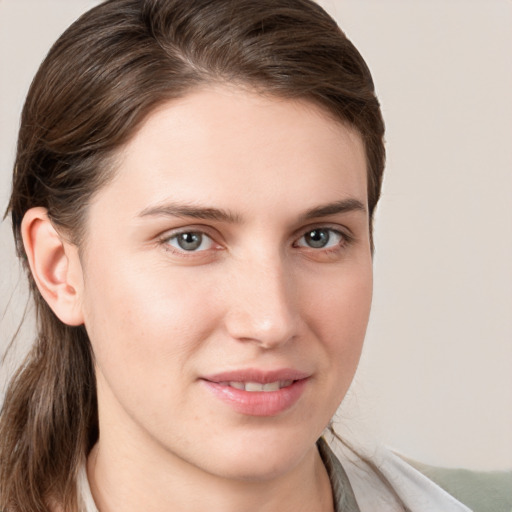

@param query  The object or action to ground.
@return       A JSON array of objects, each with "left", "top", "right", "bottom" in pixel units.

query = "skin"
[{"left": 23, "top": 86, "right": 373, "bottom": 512}]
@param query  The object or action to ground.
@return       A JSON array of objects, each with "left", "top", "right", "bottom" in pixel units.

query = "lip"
[
  {"left": 200, "top": 368, "right": 310, "bottom": 417},
  {"left": 203, "top": 368, "right": 310, "bottom": 384}
]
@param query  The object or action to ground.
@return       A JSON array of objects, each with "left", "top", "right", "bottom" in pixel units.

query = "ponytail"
[{"left": 0, "top": 295, "right": 97, "bottom": 511}]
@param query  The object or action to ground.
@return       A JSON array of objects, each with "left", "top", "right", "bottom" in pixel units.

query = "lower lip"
[{"left": 201, "top": 379, "right": 308, "bottom": 417}]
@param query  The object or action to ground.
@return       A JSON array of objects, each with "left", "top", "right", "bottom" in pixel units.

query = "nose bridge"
[{"left": 224, "top": 251, "right": 298, "bottom": 348}]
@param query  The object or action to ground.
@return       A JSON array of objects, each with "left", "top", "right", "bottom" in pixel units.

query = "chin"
[{"left": 194, "top": 424, "right": 320, "bottom": 482}]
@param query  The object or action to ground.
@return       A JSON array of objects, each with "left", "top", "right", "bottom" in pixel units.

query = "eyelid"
[
  {"left": 157, "top": 225, "right": 224, "bottom": 255},
  {"left": 157, "top": 223, "right": 221, "bottom": 241},
  {"left": 293, "top": 223, "right": 353, "bottom": 244}
]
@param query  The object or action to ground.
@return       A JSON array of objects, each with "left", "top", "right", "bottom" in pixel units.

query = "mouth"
[{"left": 200, "top": 369, "right": 310, "bottom": 416}]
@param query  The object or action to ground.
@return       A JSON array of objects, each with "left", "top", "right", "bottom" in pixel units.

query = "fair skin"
[{"left": 22, "top": 86, "right": 372, "bottom": 512}]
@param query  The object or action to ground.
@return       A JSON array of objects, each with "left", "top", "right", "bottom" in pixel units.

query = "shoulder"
[
  {"left": 346, "top": 445, "right": 473, "bottom": 511},
  {"left": 321, "top": 438, "right": 511, "bottom": 512},
  {"left": 404, "top": 456, "right": 512, "bottom": 512}
]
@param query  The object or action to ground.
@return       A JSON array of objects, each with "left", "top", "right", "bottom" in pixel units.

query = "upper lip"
[{"left": 202, "top": 368, "right": 310, "bottom": 384}]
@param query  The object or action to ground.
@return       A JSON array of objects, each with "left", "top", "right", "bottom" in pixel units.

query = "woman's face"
[{"left": 78, "top": 86, "right": 372, "bottom": 480}]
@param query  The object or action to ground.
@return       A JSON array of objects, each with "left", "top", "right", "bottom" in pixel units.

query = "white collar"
[
  {"left": 77, "top": 463, "right": 99, "bottom": 512},
  {"left": 335, "top": 443, "right": 473, "bottom": 512}
]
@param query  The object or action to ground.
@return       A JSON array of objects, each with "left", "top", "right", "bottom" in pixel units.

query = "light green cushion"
[{"left": 408, "top": 460, "right": 512, "bottom": 512}]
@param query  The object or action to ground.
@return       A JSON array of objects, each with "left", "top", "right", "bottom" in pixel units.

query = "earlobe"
[{"left": 21, "top": 207, "right": 85, "bottom": 326}]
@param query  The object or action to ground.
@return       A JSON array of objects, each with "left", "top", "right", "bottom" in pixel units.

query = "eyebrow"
[
  {"left": 300, "top": 198, "right": 367, "bottom": 221},
  {"left": 137, "top": 198, "right": 366, "bottom": 223},
  {"left": 137, "top": 202, "right": 241, "bottom": 223}
]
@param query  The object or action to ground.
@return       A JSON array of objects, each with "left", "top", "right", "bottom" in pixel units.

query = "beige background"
[{"left": 1, "top": 0, "right": 511, "bottom": 471}]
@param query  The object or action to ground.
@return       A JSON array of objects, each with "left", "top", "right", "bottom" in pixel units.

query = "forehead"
[{"left": 91, "top": 86, "right": 368, "bottom": 221}]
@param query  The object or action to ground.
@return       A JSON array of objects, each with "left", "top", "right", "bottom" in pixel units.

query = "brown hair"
[{"left": 1, "top": 0, "right": 385, "bottom": 510}]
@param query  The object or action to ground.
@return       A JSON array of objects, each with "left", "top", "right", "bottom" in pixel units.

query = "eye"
[
  {"left": 166, "top": 231, "right": 215, "bottom": 252},
  {"left": 295, "top": 228, "right": 344, "bottom": 249}
]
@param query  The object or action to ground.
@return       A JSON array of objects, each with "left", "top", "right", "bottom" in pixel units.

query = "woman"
[{"left": 0, "top": 0, "right": 481, "bottom": 510}]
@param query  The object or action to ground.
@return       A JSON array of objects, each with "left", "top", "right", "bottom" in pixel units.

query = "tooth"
[
  {"left": 227, "top": 380, "right": 294, "bottom": 392},
  {"left": 245, "top": 382, "right": 264, "bottom": 392}
]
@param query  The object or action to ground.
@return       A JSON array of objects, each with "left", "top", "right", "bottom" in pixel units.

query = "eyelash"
[
  {"left": 156, "top": 228, "right": 220, "bottom": 260},
  {"left": 294, "top": 228, "right": 353, "bottom": 258},
  {"left": 158, "top": 226, "right": 352, "bottom": 257},
  {"left": 162, "top": 230, "right": 219, "bottom": 254}
]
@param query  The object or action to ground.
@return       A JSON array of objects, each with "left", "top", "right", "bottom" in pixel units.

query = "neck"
[{"left": 87, "top": 434, "right": 333, "bottom": 512}]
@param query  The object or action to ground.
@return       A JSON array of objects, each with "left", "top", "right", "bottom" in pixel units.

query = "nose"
[{"left": 223, "top": 256, "right": 299, "bottom": 349}]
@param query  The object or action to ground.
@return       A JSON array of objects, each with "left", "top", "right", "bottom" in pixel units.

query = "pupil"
[
  {"left": 306, "top": 229, "right": 329, "bottom": 248},
  {"left": 178, "top": 232, "right": 202, "bottom": 250}
]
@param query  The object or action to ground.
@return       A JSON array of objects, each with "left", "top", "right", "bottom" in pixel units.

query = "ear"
[{"left": 21, "top": 207, "right": 85, "bottom": 326}]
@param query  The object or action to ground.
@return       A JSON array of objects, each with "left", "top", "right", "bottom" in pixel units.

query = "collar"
[{"left": 317, "top": 437, "right": 361, "bottom": 512}]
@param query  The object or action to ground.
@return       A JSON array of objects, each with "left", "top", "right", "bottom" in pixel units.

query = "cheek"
[
  {"left": 293, "top": 261, "right": 372, "bottom": 429},
  {"left": 80, "top": 252, "right": 221, "bottom": 375},
  {"left": 80, "top": 255, "right": 226, "bottom": 432},
  {"left": 304, "top": 260, "right": 373, "bottom": 366}
]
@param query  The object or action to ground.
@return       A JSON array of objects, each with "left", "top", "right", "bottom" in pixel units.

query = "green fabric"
[
  {"left": 407, "top": 459, "right": 512, "bottom": 512},
  {"left": 317, "top": 438, "right": 361, "bottom": 512}
]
